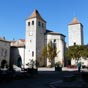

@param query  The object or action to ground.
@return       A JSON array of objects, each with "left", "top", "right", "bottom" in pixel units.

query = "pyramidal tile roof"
[
  {"left": 69, "top": 17, "right": 81, "bottom": 25},
  {"left": 27, "top": 9, "right": 46, "bottom": 22}
]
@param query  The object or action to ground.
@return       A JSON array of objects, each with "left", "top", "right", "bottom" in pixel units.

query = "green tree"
[
  {"left": 41, "top": 46, "right": 47, "bottom": 60},
  {"left": 80, "top": 45, "right": 88, "bottom": 59},
  {"left": 41, "top": 42, "right": 57, "bottom": 67},
  {"left": 65, "top": 45, "right": 88, "bottom": 61},
  {"left": 47, "top": 42, "right": 57, "bottom": 62}
]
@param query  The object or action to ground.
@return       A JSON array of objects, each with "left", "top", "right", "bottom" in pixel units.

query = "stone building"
[
  {"left": 0, "top": 37, "right": 10, "bottom": 68},
  {"left": 10, "top": 9, "right": 66, "bottom": 68},
  {"left": 68, "top": 17, "right": 88, "bottom": 66},
  {"left": 68, "top": 17, "right": 84, "bottom": 46},
  {"left": 10, "top": 39, "right": 25, "bottom": 68},
  {"left": 24, "top": 9, "right": 65, "bottom": 68}
]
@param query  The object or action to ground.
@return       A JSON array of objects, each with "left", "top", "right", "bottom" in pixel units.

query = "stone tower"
[
  {"left": 68, "top": 17, "right": 84, "bottom": 46},
  {"left": 25, "top": 9, "right": 46, "bottom": 68}
]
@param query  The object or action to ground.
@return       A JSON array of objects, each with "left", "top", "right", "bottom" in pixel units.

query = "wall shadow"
[{"left": 10, "top": 46, "right": 22, "bottom": 68}]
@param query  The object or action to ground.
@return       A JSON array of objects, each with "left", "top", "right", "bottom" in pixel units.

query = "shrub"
[{"left": 55, "top": 61, "right": 62, "bottom": 67}]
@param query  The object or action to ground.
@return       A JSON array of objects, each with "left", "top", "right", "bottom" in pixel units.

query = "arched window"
[
  {"left": 53, "top": 39, "right": 56, "bottom": 49},
  {"left": 28, "top": 22, "right": 30, "bottom": 26},
  {"left": 32, "top": 21, "right": 34, "bottom": 25},
  {"left": 38, "top": 21, "right": 41, "bottom": 26},
  {"left": 32, "top": 51, "right": 34, "bottom": 57},
  {"left": 74, "top": 42, "right": 76, "bottom": 45}
]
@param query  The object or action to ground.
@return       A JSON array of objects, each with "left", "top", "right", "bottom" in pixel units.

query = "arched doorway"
[
  {"left": 17, "top": 57, "right": 22, "bottom": 67},
  {"left": 1, "top": 60, "right": 7, "bottom": 68}
]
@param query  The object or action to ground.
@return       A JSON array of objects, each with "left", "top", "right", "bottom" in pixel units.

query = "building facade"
[
  {"left": 68, "top": 17, "right": 88, "bottom": 66},
  {"left": 10, "top": 9, "right": 65, "bottom": 68},
  {"left": 68, "top": 17, "right": 84, "bottom": 46},
  {"left": 10, "top": 39, "right": 25, "bottom": 68},
  {"left": 24, "top": 9, "right": 65, "bottom": 68},
  {"left": 25, "top": 10, "right": 46, "bottom": 68},
  {"left": 0, "top": 37, "right": 10, "bottom": 68}
]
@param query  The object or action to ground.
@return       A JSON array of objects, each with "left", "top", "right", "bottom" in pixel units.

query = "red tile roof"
[
  {"left": 27, "top": 9, "right": 46, "bottom": 23},
  {"left": 10, "top": 39, "right": 25, "bottom": 47},
  {"left": 19, "top": 39, "right": 25, "bottom": 42},
  {"left": 69, "top": 17, "right": 81, "bottom": 25}
]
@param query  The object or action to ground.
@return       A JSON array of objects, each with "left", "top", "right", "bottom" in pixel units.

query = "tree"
[
  {"left": 41, "top": 42, "right": 57, "bottom": 67},
  {"left": 65, "top": 45, "right": 88, "bottom": 61},
  {"left": 47, "top": 42, "right": 57, "bottom": 62},
  {"left": 80, "top": 45, "right": 88, "bottom": 59},
  {"left": 41, "top": 46, "right": 47, "bottom": 60}
]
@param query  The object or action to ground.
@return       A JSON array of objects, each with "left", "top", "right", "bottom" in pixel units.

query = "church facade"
[
  {"left": 10, "top": 9, "right": 66, "bottom": 68},
  {"left": 0, "top": 10, "right": 87, "bottom": 68}
]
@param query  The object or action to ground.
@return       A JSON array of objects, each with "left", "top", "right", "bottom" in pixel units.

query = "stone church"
[
  {"left": 1, "top": 9, "right": 86, "bottom": 69},
  {"left": 0, "top": 10, "right": 84, "bottom": 68},
  {"left": 10, "top": 9, "right": 66, "bottom": 68}
]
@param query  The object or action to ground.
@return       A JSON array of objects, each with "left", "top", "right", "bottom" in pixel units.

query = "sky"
[{"left": 0, "top": 0, "right": 88, "bottom": 44}]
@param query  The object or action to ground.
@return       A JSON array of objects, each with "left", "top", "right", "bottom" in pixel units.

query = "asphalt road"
[{"left": 0, "top": 68, "right": 83, "bottom": 88}]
